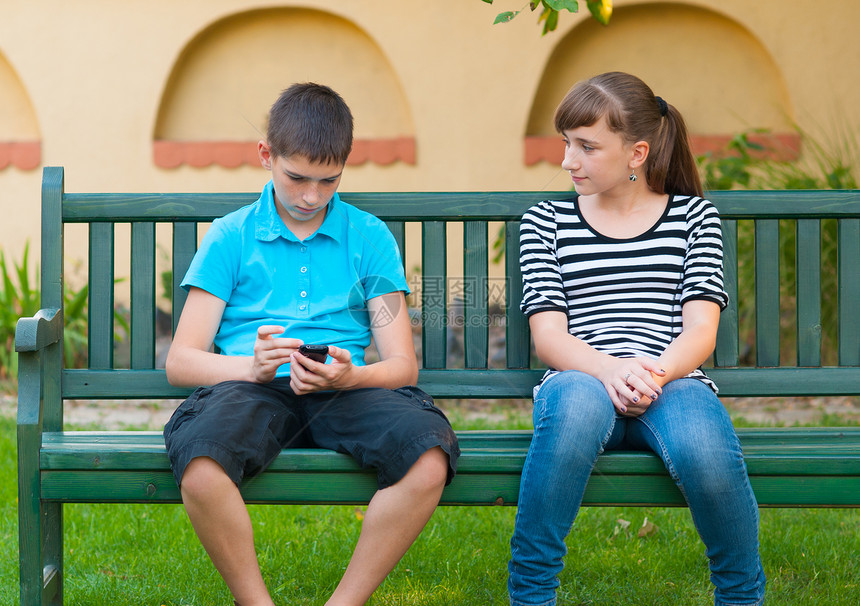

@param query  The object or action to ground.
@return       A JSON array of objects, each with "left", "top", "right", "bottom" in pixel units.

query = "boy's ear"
[
  {"left": 629, "top": 140, "right": 650, "bottom": 169},
  {"left": 258, "top": 141, "right": 273, "bottom": 170}
]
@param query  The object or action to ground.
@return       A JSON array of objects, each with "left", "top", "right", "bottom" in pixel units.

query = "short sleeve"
[
  {"left": 359, "top": 217, "right": 409, "bottom": 299},
  {"left": 519, "top": 201, "right": 568, "bottom": 317},
  {"left": 681, "top": 198, "right": 729, "bottom": 310},
  {"left": 180, "top": 217, "right": 241, "bottom": 302}
]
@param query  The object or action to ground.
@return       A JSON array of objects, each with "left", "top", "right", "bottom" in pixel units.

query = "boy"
[{"left": 163, "top": 83, "right": 459, "bottom": 606}]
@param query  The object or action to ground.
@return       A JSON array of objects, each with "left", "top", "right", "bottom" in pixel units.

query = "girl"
[{"left": 508, "top": 72, "right": 766, "bottom": 606}]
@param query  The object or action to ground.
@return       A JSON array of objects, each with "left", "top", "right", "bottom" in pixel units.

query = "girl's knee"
[
  {"left": 536, "top": 371, "right": 613, "bottom": 426},
  {"left": 671, "top": 434, "right": 747, "bottom": 495}
]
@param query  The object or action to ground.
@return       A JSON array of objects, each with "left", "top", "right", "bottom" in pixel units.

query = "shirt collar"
[{"left": 254, "top": 180, "right": 346, "bottom": 243}]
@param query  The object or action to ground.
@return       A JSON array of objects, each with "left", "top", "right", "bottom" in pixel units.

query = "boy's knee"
[
  {"left": 409, "top": 446, "right": 450, "bottom": 491},
  {"left": 180, "top": 456, "right": 232, "bottom": 496}
]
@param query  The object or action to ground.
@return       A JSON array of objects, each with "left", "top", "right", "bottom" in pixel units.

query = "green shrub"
[
  {"left": 698, "top": 123, "right": 858, "bottom": 365},
  {"left": 0, "top": 242, "right": 42, "bottom": 379},
  {"left": 0, "top": 242, "right": 129, "bottom": 380}
]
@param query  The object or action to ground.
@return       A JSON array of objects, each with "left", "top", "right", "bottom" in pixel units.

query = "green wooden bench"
[{"left": 17, "top": 166, "right": 860, "bottom": 604}]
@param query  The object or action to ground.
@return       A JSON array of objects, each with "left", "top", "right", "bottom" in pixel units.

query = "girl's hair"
[
  {"left": 267, "top": 82, "right": 354, "bottom": 166},
  {"left": 554, "top": 72, "right": 702, "bottom": 197}
]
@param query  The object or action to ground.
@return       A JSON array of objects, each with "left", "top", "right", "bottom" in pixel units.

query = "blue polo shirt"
[{"left": 181, "top": 181, "right": 409, "bottom": 376}]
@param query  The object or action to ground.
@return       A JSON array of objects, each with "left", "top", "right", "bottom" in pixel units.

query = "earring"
[{"left": 629, "top": 169, "right": 637, "bottom": 182}]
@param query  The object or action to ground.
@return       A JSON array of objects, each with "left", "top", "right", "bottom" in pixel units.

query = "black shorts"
[{"left": 163, "top": 379, "right": 459, "bottom": 490}]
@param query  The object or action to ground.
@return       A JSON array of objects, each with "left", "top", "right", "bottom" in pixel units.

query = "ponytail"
[{"left": 647, "top": 103, "right": 703, "bottom": 197}]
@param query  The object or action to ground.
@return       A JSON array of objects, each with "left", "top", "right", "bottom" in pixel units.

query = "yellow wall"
[{"left": 1, "top": 0, "right": 858, "bottom": 270}]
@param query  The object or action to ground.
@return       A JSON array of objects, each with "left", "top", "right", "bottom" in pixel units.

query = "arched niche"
[
  {"left": 0, "top": 52, "right": 41, "bottom": 170},
  {"left": 525, "top": 3, "right": 797, "bottom": 165},
  {"left": 153, "top": 8, "right": 415, "bottom": 169}
]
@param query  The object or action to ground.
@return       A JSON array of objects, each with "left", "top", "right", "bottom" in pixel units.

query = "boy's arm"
[
  {"left": 288, "top": 291, "right": 418, "bottom": 394},
  {"left": 165, "top": 287, "right": 301, "bottom": 387}
]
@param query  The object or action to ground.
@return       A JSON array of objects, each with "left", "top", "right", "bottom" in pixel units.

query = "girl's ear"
[
  {"left": 629, "top": 140, "right": 650, "bottom": 169},
  {"left": 258, "top": 141, "right": 273, "bottom": 170}
]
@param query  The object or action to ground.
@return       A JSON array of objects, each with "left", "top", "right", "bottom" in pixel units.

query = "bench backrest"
[{"left": 33, "top": 167, "right": 860, "bottom": 427}]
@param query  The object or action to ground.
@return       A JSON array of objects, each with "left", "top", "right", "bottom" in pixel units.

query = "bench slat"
[
  {"left": 171, "top": 222, "right": 197, "bottom": 334},
  {"left": 422, "top": 221, "right": 447, "bottom": 368},
  {"left": 59, "top": 190, "right": 860, "bottom": 222},
  {"left": 796, "top": 219, "right": 822, "bottom": 366},
  {"left": 38, "top": 469, "right": 860, "bottom": 507},
  {"left": 464, "top": 221, "right": 489, "bottom": 368},
  {"left": 755, "top": 219, "right": 781, "bottom": 366},
  {"left": 43, "top": 427, "right": 860, "bottom": 447},
  {"left": 839, "top": 218, "right": 860, "bottom": 365},
  {"left": 60, "top": 366, "right": 860, "bottom": 399},
  {"left": 88, "top": 223, "right": 115, "bottom": 368},
  {"left": 61, "top": 191, "right": 570, "bottom": 222},
  {"left": 715, "top": 219, "right": 740, "bottom": 366},
  {"left": 710, "top": 190, "right": 860, "bottom": 218},
  {"left": 384, "top": 220, "right": 406, "bottom": 272},
  {"left": 40, "top": 429, "right": 860, "bottom": 477},
  {"left": 38, "top": 447, "right": 860, "bottom": 476},
  {"left": 505, "top": 220, "right": 530, "bottom": 369},
  {"left": 130, "top": 222, "right": 156, "bottom": 368}
]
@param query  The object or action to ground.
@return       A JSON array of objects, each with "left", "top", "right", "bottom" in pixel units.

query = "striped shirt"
[{"left": 519, "top": 194, "right": 728, "bottom": 391}]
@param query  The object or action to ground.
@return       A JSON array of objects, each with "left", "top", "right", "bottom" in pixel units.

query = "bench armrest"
[
  {"left": 16, "top": 308, "right": 62, "bottom": 429},
  {"left": 15, "top": 308, "right": 61, "bottom": 352}
]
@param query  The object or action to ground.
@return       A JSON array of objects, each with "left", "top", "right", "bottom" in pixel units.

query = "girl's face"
[{"left": 560, "top": 116, "right": 635, "bottom": 197}]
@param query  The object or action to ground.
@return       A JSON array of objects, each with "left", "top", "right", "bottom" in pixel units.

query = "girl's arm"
[
  {"left": 621, "top": 299, "right": 721, "bottom": 412},
  {"left": 529, "top": 310, "right": 664, "bottom": 414},
  {"left": 652, "top": 299, "right": 721, "bottom": 386},
  {"left": 530, "top": 300, "right": 720, "bottom": 414}
]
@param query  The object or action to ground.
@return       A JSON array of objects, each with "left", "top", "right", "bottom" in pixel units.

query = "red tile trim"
[
  {"left": 524, "top": 133, "right": 802, "bottom": 166},
  {"left": 153, "top": 137, "right": 416, "bottom": 169},
  {"left": 0, "top": 141, "right": 41, "bottom": 170}
]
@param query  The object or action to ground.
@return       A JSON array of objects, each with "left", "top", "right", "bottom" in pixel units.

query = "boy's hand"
[
  {"left": 252, "top": 325, "right": 301, "bottom": 383},
  {"left": 289, "top": 345, "right": 355, "bottom": 395}
]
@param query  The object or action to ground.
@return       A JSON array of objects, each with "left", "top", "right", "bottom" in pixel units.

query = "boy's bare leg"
[
  {"left": 180, "top": 457, "right": 275, "bottom": 606},
  {"left": 325, "top": 447, "right": 449, "bottom": 606}
]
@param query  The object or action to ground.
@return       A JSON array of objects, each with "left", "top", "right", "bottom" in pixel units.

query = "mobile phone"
[{"left": 298, "top": 344, "right": 329, "bottom": 363}]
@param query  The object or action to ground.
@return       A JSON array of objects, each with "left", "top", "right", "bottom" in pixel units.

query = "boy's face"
[{"left": 259, "top": 143, "right": 344, "bottom": 236}]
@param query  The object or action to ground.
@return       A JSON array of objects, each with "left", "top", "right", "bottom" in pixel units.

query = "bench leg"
[
  {"left": 19, "top": 422, "right": 64, "bottom": 605},
  {"left": 19, "top": 501, "right": 63, "bottom": 605}
]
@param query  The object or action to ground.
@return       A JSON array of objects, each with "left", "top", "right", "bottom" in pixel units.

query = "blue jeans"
[{"left": 508, "top": 371, "right": 766, "bottom": 606}]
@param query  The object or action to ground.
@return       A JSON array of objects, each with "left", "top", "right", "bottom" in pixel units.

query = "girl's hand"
[
  {"left": 600, "top": 357, "right": 666, "bottom": 416},
  {"left": 288, "top": 345, "right": 356, "bottom": 395}
]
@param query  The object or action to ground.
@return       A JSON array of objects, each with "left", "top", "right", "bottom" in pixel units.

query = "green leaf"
[
  {"left": 540, "top": 7, "right": 560, "bottom": 34},
  {"left": 544, "top": 0, "right": 579, "bottom": 12},
  {"left": 64, "top": 283, "right": 88, "bottom": 318},
  {"left": 494, "top": 10, "right": 519, "bottom": 24},
  {"left": 481, "top": 0, "right": 493, "bottom": 3}
]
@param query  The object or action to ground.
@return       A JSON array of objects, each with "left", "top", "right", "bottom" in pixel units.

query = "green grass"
[{"left": 2, "top": 408, "right": 859, "bottom": 605}]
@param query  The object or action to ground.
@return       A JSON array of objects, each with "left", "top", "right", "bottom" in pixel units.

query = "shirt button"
[
  {"left": 300, "top": 246, "right": 308, "bottom": 253},
  {"left": 299, "top": 304, "right": 307, "bottom": 311},
  {"left": 300, "top": 290, "right": 307, "bottom": 298},
  {"left": 300, "top": 266, "right": 308, "bottom": 273}
]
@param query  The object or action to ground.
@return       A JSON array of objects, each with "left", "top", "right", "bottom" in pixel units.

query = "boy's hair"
[
  {"left": 554, "top": 71, "right": 703, "bottom": 197},
  {"left": 267, "top": 83, "right": 354, "bottom": 166}
]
